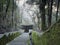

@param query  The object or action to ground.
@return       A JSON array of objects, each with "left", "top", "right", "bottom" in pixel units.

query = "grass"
[
  {"left": 0, "top": 32, "right": 20, "bottom": 45},
  {"left": 32, "top": 20, "right": 60, "bottom": 45}
]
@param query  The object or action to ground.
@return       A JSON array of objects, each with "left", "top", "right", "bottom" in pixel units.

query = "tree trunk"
[
  {"left": 0, "top": 0, "right": 3, "bottom": 16},
  {"left": 39, "top": 0, "right": 46, "bottom": 31},
  {"left": 56, "top": 0, "right": 59, "bottom": 21},
  {"left": 3, "top": 0, "right": 10, "bottom": 20},
  {"left": 47, "top": 0, "right": 53, "bottom": 27},
  {"left": 11, "top": 0, "right": 14, "bottom": 31}
]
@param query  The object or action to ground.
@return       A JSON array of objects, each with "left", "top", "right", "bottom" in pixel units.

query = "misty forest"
[{"left": 0, "top": 0, "right": 60, "bottom": 45}]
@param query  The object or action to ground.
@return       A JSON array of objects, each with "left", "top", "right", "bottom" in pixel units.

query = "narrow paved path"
[{"left": 6, "top": 33, "right": 29, "bottom": 45}]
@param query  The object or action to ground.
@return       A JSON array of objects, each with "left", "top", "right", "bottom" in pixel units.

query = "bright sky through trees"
[{"left": 16, "top": 0, "right": 39, "bottom": 25}]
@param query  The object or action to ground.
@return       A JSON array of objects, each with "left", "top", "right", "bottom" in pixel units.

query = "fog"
[{"left": 16, "top": 0, "right": 39, "bottom": 25}]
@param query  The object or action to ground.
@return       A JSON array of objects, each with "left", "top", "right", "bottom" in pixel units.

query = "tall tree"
[
  {"left": 47, "top": 0, "right": 53, "bottom": 27},
  {"left": 0, "top": 0, "right": 3, "bottom": 17},
  {"left": 39, "top": 0, "right": 46, "bottom": 31},
  {"left": 11, "top": 0, "right": 14, "bottom": 28},
  {"left": 56, "top": 0, "right": 59, "bottom": 21},
  {"left": 3, "top": 0, "right": 10, "bottom": 20}
]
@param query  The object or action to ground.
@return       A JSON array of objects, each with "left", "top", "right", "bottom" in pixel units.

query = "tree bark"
[
  {"left": 0, "top": 0, "right": 3, "bottom": 16},
  {"left": 47, "top": 0, "right": 53, "bottom": 27},
  {"left": 56, "top": 0, "right": 59, "bottom": 21},
  {"left": 39, "top": 0, "right": 46, "bottom": 31},
  {"left": 11, "top": 0, "right": 14, "bottom": 30}
]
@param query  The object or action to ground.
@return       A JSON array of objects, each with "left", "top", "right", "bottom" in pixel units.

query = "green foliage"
[
  {"left": 32, "top": 21, "right": 60, "bottom": 45},
  {"left": 0, "top": 32, "right": 20, "bottom": 45},
  {"left": 32, "top": 31, "right": 41, "bottom": 45}
]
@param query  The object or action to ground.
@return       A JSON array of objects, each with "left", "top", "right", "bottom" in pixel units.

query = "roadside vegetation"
[
  {"left": 32, "top": 20, "right": 60, "bottom": 45},
  {"left": 0, "top": 32, "right": 20, "bottom": 45}
]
